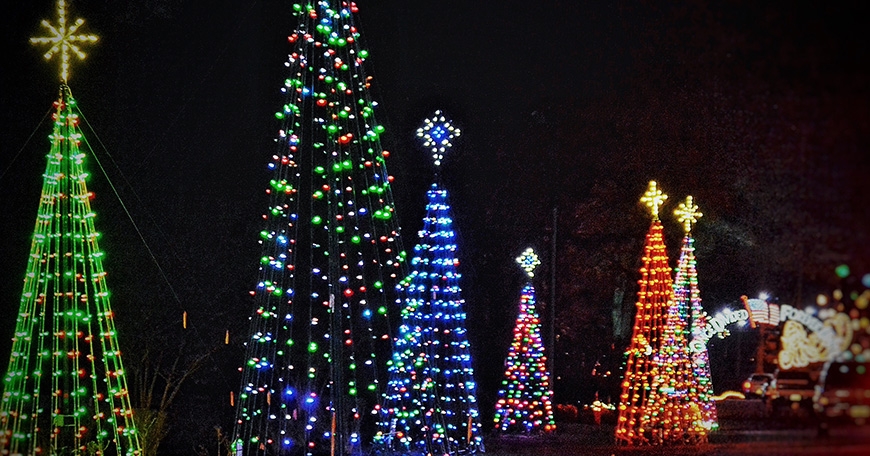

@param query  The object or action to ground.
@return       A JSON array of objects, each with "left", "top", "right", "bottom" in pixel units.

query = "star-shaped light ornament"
[
  {"left": 640, "top": 180, "right": 668, "bottom": 220},
  {"left": 30, "top": 0, "right": 99, "bottom": 83},
  {"left": 675, "top": 195, "right": 702, "bottom": 234},
  {"left": 516, "top": 248, "right": 541, "bottom": 279},
  {"left": 417, "top": 110, "right": 460, "bottom": 167}
]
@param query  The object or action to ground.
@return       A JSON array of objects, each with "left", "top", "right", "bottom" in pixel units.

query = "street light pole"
[{"left": 550, "top": 206, "right": 557, "bottom": 385}]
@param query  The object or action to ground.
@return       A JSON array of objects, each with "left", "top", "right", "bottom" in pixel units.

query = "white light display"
[
  {"left": 516, "top": 247, "right": 541, "bottom": 278},
  {"left": 30, "top": 0, "right": 99, "bottom": 82},
  {"left": 416, "top": 110, "right": 460, "bottom": 167}
]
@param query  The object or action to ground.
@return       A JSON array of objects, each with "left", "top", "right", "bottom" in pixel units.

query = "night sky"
[{"left": 1, "top": 0, "right": 868, "bottom": 452}]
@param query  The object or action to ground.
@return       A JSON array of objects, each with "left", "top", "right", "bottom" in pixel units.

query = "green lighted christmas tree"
[
  {"left": 492, "top": 248, "right": 556, "bottom": 435},
  {"left": 0, "top": 2, "right": 142, "bottom": 455},
  {"left": 374, "top": 111, "right": 484, "bottom": 455},
  {"left": 231, "top": 2, "right": 408, "bottom": 455},
  {"left": 673, "top": 196, "right": 717, "bottom": 431},
  {"left": 614, "top": 181, "right": 704, "bottom": 446}
]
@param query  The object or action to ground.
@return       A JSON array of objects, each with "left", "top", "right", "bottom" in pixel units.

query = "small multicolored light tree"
[
  {"left": 375, "top": 111, "right": 484, "bottom": 455},
  {"left": 615, "top": 181, "right": 705, "bottom": 446},
  {"left": 1, "top": 2, "right": 142, "bottom": 455},
  {"left": 231, "top": 2, "right": 408, "bottom": 455},
  {"left": 673, "top": 196, "right": 718, "bottom": 431},
  {"left": 493, "top": 248, "right": 556, "bottom": 435}
]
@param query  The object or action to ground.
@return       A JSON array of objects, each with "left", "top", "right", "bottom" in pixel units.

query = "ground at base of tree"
[{"left": 483, "top": 400, "right": 870, "bottom": 456}]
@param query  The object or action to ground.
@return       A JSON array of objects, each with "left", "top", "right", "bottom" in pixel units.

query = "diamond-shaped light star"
[
  {"left": 516, "top": 248, "right": 541, "bottom": 278},
  {"left": 416, "top": 110, "right": 460, "bottom": 167},
  {"left": 30, "top": 0, "right": 99, "bottom": 83},
  {"left": 675, "top": 195, "right": 702, "bottom": 234},
  {"left": 640, "top": 180, "right": 668, "bottom": 220}
]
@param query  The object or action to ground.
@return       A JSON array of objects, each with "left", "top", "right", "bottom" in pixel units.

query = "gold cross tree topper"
[
  {"left": 30, "top": 0, "right": 99, "bottom": 83},
  {"left": 516, "top": 247, "right": 541, "bottom": 278},
  {"left": 675, "top": 195, "right": 702, "bottom": 233},
  {"left": 640, "top": 180, "right": 668, "bottom": 220}
]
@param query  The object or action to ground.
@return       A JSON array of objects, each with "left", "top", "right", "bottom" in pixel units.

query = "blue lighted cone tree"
[
  {"left": 0, "top": 2, "right": 142, "bottom": 455},
  {"left": 231, "top": 2, "right": 409, "bottom": 455},
  {"left": 615, "top": 181, "right": 705, "bottom": 446},
  {"left": 673, "top": 196, "right": 718, "bottom": 432},
  {"left": 493, "top": 249, "right": 556, "bottom": 435},
  {"left": 374, "top": 111, "right": 484, "bottom": 455}
]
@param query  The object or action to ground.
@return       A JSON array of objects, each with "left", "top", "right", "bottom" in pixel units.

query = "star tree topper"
[
  {"left": 640, "top": 180, "right": 668, "bottom": 220},
  {"left": 516, "top": 248, "right": 541, "bottom": 279},
  {"left": 675, "top": 195, "right": 702, "bottom": 234},
  {"left": 417, "top": 110, "right": 460, "bottom": 167},
  {"left": 30, "top": 0, "right": 99, "bottom": 83}
]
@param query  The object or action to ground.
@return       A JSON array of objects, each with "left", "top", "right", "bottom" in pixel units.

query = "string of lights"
[{"left": 231, "top": 2, "right": 408, "bottom": 454}]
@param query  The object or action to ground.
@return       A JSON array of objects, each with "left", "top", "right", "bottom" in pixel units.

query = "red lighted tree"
[{"left": 615, "top": 181, "right": 705, "bottom": 446}]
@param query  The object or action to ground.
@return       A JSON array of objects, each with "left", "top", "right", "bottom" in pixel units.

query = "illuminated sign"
[
  {"left": 689, "top": 299, "right": 852, "bottom": 366},
  {"left": 690, "top": 308, "right": 749, "bottom": 353},
  {"left": 743, "top": 298, "right": 780, "bottom": 326},
  {"left": 741, "top": 296, "right": 852, "bottom": 369},
  {"left": 778, "top": 313, "right": 852, "bottom": 369}
]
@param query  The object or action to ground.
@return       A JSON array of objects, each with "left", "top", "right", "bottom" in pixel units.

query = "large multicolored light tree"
[
  {"left": 493, "top": 248, "right": 556, "bottom": 435},
  {"left": 374, "top": 111, "right": 484, "bottom": 455},
  {"left": 231, "top": 2, "right": 409, "bottom": 455},
  {"left": 615, "top": 181, "right": 705, "bottom": 446},
  {"left": 643, "top": 196, "right": 709, "bottom": 444},
  {"left": 0, "top": 2, "right": 142, "bottom": 455},
  {"left": 673, "top": 196, "right": 717, "bottom": 431}
]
